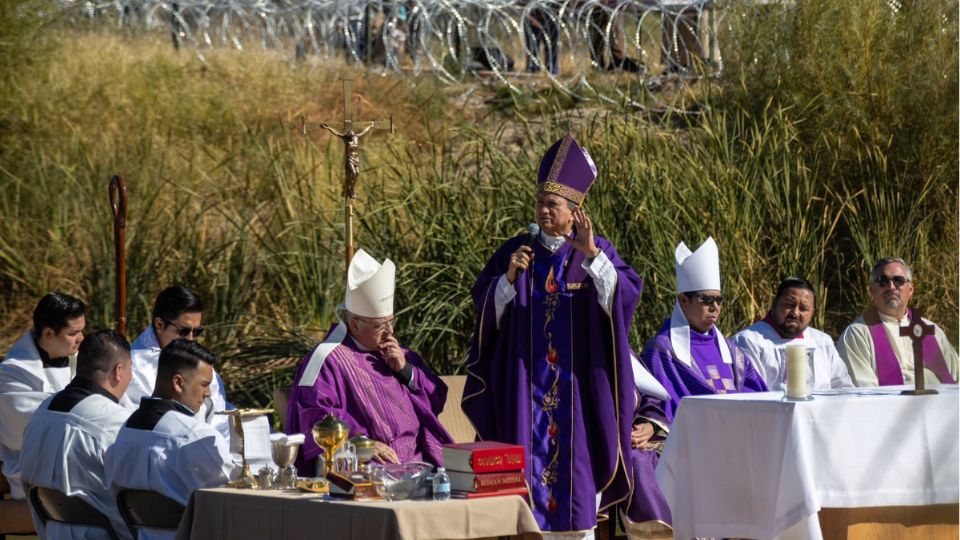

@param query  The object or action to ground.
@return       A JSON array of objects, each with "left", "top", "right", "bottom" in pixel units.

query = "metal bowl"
[{"left": 271, "top": 442, "right": 299, "bottom": 468}]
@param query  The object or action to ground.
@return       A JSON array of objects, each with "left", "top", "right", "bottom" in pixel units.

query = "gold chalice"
[{"left": 312, "top": 414, "right": 349, "bottom": 475}]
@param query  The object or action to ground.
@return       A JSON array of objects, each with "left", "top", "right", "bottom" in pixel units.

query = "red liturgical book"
[
  {"left": 448, "top": 470, "right": 526, "bottom": 493},
  {"left": 442, "top": 442, "right": 526, "bottom": 474},
  {"left": 451, "top": 487, "right": 529, "bottom": 499}
]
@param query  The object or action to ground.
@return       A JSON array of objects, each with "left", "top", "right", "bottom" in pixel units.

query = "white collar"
[
  {"left": 877, "top": 310, "right": 908, "bottom": 325},
  {"left": 132, "top": 326, "right": 161, "bottom": 351},
  {"left": 539, "top": 231, "right": 566, "bottom": 253},
  {"left": 669, "top": 301, "right": 733, "bottom": 367}
]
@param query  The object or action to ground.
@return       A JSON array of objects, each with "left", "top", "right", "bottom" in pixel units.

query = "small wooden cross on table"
[
  {"left": 900, "top": 308, "right": 938, "bottom": 396},
  {"left": 300, "top": 78, "right": 393, "bottom": 277}
]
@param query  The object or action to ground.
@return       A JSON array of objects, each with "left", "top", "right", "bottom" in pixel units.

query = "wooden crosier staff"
[
  {"left": 300, "top": 78, "right": 393, "bottom": 277},
  {"left": 900, "top": 307, "right": 938, "bottom": 396},
  {"left": 109, "top": 175, "right": 128, "bottom": 338}
]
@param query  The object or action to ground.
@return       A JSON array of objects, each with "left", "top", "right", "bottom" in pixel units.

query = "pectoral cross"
[
  {"left": 300, "top": 78, "right": 393, "bottom": 276},
  {"left": 900, "top": 308, "right": 938, "bottom": 396}
]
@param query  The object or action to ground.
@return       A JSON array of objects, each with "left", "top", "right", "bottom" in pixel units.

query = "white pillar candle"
[{"left": 786, "top": 345, "right": 808, "bottom": 399}]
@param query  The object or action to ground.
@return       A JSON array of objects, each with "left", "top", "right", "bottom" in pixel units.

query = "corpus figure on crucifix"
[{"left": 320, "top": 122, "right": 375, "bottom": 198}]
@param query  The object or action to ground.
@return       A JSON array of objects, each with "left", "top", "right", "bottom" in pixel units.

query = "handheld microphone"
[{"left": 516, "top": 223, "right": 540, "bottom": 278}]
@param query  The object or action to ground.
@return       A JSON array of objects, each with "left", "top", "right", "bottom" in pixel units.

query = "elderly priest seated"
[{"left": 288, "top": 249, "right": 453, "bottom": 473}]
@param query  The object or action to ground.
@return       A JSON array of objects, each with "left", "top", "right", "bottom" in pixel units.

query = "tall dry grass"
[{"left": 0, "top": 0, "right": 956, "bottom": 408}]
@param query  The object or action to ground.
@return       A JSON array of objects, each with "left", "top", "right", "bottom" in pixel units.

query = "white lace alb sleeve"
[
  {"left": 494, "top": 274, "right": 517, "bottom": 327},
  {"left": 582, "top": 251, "right": 618, "bottom": 316}
]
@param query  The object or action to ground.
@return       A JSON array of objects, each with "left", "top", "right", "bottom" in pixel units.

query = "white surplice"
[
  {"left": 104, "top": 397, "right": 235, "bottom": 540},
  {"left": 125, "top": 328, "right": 230, "bottom": 438},
  {"left": 734, "top": 321, "right": 854, "bottom": 391},
  {"left": 21, "top": 384, "right": 133, "bottom": 540},
  {"left": 0, "top": 332, "right": 73, "bottom": 499}
]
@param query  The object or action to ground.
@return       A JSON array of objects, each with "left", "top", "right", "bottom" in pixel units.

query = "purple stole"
[{"left": 862, "top": 308, "right": 955, "bottom": 385}]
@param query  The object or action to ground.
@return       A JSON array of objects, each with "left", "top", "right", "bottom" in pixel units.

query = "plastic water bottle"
[{"left": 432, "top": 467, "right": 451, "bottom": 501}]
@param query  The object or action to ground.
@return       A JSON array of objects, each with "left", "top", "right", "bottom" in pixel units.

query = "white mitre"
[
  {"left": 670, "top": 237, "right": 731, "bottom": 367},
  {"left": 675, "top": 236, "right": 721, "bottom": 293},
  {"left": 344, "top": 248, "right": 396, "bottom": 318},
  {"left": 298, "top": 249, "right": 396, "bottom": 387}
]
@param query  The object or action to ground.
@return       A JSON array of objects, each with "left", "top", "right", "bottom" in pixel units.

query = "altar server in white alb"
[
  {"left": 838, "top": 257, "right": 957, "bottom": 386},
  {"left": 21, "top": 330, "right": 134, "bottom": 540},
  {"left": 127, "top": 286, "right": 230, "bottom": 438},
  {"left": 733, "top": 277, "right": 853, "bottom": 391},
  {"left": 105, "top": 338, "right": 234, "bottom": 534},
  {"left": 0, "top": 292, "right": 86, "bottom": 500}
]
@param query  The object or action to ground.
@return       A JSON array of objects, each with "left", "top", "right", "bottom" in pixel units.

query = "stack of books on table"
[{"left": 442, "top": 441, "right": 528, "bottom": 499}]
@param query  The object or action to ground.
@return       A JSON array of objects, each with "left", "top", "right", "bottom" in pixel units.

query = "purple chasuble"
[
  {"left": 863, "top": 308, "right": 955, "bottom": 386},
  {"left": 463, "top": 234, "right": 642, "bottom": 533},
  {"left": 640, "top": 319, "right": 767, "bottom": 422},
  {"left": 287, "top": 335, "right": 453, "bottom": 472},
  {"left": 690, "top": 326, "right": 737, "bottom": 394}
]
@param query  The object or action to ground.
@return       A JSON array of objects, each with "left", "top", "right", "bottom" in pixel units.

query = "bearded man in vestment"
[
  {"left": 288, "top": 249, "right": 453, "bottom": 473},
  {"left": 464, "top": 134, "right": 669, "bottom": 539}
]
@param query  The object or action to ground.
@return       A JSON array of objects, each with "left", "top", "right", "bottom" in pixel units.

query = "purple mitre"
[{"left": 536, "top": 133, "right": 598, "bottom": 205}]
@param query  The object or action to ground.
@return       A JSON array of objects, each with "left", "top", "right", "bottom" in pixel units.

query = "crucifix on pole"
[
  {"left": 300, "top": 78, "right": 393, "bottom": 277},
  {"left": 900, "top": 308, "right": 938, "bottom": 396}
]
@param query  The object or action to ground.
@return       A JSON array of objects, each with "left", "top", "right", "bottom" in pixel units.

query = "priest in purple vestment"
[
  {"left": 837, "top": 257, "right": 957, "bottom": 386},
  {"left": 288, "top": 249, "right": 453, "bottom": 474},
  {"left": 463, "top": 133, "right": 670, "bottom": 539},
  {"left": 641, "top": 237, "right": 767, "bottom": 423}
]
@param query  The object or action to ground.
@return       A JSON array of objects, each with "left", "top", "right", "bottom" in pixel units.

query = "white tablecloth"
[{"left": 656, "top": 385, "right": 959, "bottom": 540}]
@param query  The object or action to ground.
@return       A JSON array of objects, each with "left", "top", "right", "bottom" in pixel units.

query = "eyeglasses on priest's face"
[
  {"left": 356, "top": 316, "right": 396, "bottom": 334},
  {"left": 162, "top": 318, "right": 204, "bottom": 338},
  {"left": 684, "top": 293, "right": 725, "bottom": 307},
  {"left": 873, "top": 275, "right": 911, "bottom": 289}
]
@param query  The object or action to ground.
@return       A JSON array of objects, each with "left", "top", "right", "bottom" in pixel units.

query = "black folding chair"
[
  {"left": 116, "top": 489, "right": 185, "bottom": 539},
  {"left": 28, "top": 485, "right": 120, "bottom": 540}
]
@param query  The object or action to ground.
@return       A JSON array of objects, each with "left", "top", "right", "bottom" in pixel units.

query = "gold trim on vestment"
[
  {"left": 545, "top": 135, "right": 574, "bottom": 185},
  {"left": 540, "top": 181, "right": 586, "bottom": 205}
]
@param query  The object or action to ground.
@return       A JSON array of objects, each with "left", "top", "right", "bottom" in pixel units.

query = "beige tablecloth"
[{"left": 175, "top": 488, "right": 543, "bottom": 540}]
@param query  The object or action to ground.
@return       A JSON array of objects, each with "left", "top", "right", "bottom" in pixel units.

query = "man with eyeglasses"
[
  {"left": 733, "top": 277, "right": 854, "bottom": 391},
  {"left": 640, "top": 237, "right": 767, "bottom": 422},
  {"left": 837, "top": 257, "right": 957, "bottom": 387},
  {"left": 127, "top": 286, "right": 231, "bottom": 438},
  {"left": 288, "top": 249, "right": 452, "bottom": 470}
]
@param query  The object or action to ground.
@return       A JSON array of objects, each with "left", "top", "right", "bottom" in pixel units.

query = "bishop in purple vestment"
[
  {"left": 288, "top": 249, "right": 453, "bottom": 473},
  {"left": 640, "top": 237, "right": 767, "bottom": 423},
  {"left": 463, "top": 134, "right": 668, "bottom": 537}
]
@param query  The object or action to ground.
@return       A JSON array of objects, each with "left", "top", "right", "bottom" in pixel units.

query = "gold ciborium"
[{"left": 312, "top": 414, "right": 349, "bottom": 475}]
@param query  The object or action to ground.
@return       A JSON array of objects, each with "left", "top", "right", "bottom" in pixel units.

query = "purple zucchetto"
[{"left": 536, "top": 133, "right": 598, "bottom": 205}]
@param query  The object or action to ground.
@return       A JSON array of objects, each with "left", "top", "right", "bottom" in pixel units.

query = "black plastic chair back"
[
  {"left": 28, "top": 485, "right": 120, "bottom": 540},
  {"left": 116, "top": 489, "right": 185, "bottom": 537}
]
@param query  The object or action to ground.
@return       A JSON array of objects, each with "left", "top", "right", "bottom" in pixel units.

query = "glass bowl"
[{"left": 369, "top": 462, "right": 433, "bottom": 500}]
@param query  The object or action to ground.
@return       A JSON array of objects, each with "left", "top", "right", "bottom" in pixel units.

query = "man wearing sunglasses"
[
  {"left": 127, "top": 286, "right": 231, "bottom": 438},
  {"left": 733, "top": 277, "right": 854, "bottom": 391},
  {"left": 838, "top": 257, "right": 957, "bottom": 387},
  {"left": 288, "top": 249, "right": 453, "bottom": 471},
  {"left": 640, "top": 237, "right": 767, "bottom": 422}
]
